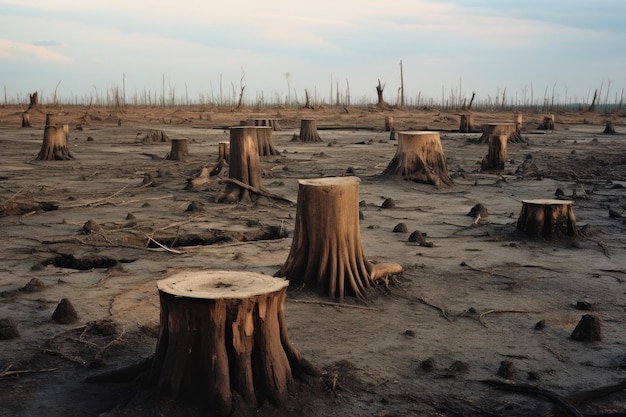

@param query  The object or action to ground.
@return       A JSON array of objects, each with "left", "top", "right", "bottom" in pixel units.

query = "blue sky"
[{"left": 1, "top": 0, "right": 625, "bottom": 106}]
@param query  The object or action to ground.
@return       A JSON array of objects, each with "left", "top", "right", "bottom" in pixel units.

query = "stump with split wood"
[
  {"left": 459, "top": 113, "right": 476, "bottom": 133},
  {"left": 35, "top": 114, "right": 73, "bottom": 161},
  {"left": 516, "top": 199, "right": 577, "bottom": 239},
  {"left": 476, "top": 123, "right": 524, "bottom": 144},
  {"left": 165, "top": 138, "right": 189, "bottom": 161},
  {"left": 148, "top": 270, "right": 318, "bottom": 416},
  {"left": 275, "top": 177, "right": 403, "bottom": 301},
  {"left": 296, "top": 119, "right": 322, "bottom": 142},
  {"left": 255, "top": 126, "right": 280, "bottom": 156},
  {"left": 603, "top": 121, "right": 616, "bottom": 134},
  {"left": 218, "top": 141, "right": 230, "bottom": 161},
  {"left": 538, "top": 114, "right": 555, "bottom": 130},
  {"left": 379, "top": 131, "right": 453, "bottom": 186},
  {"left": 480, "top": 134, "right": 507, "bottom": 173},
  {"left": 217, "top": 127, "right": 264, "bottom": 203}
]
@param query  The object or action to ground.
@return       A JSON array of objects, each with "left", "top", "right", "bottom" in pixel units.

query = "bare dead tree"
[{"left": 235, "top": 66, "right": 246, "bottom": 110}]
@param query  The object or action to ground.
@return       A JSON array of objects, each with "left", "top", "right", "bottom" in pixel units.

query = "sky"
[{"left": 1, "top": 0, "right": 625, "bottom": 106}]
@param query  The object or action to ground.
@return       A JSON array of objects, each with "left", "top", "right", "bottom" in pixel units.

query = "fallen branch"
[
  {"left": 144, "top": 234, "right": 183, "bottom": 254},
  {"left": 220, "top": 177, "right": 293, "bottom": 204},
  {"left": 62, "top": 184, "right": 132, "bottom": 209},
  {"left": 413, "top": 296, "right": 452, "bottom": 322},
  {"left": 94, "top": 326, "right": 126, "bottom": 360},
  {"left": 0, "top": 364, "right": 57, "bottom": 378}
]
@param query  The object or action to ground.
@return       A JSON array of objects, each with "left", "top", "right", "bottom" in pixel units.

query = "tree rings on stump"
[{"left": 516, "top": 199, "right": 577, "bottom": 239}]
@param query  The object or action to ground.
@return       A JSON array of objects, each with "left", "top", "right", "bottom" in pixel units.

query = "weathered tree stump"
[
  {"left": 21, "top": 112, "right": 31, "bottom": 128},
  {"left": 275, "top": 177, "right": 403, "bottom": 301},
  {"left": 515, "top": 113, "right": 523, "bottom": 131},
  {"left": 296, "top": 119, "right": 322, "bottom": 142},
  {"left": 538, "top": 114, "right": 555, "bottom": 130},
  {"left": 459, "top": 113, "right": 476, "bottom": 133},
  {"left": 255, "top": 126, "right": 280, "bottom": 156},
  {"left": 35, "top": 114, "right": 73, "bottom": 161},
  {"left": 217, "top": 127, "right": 264, "bottom": 203},
  {"left": 149, "top": 270, "right": 318, "bottom": 416},
  {"left": 603, "top": 121, "right": 616, "bottom": 134},
  {"left": 480, "top": 134, "right": 507, "bottom": 173},
  {"left": 384, "top": 116, "right": 394, "bottom": 132},
  {"left": 476, "top": 123, "right": 524, "bottom": 144},
  {"left": 27, "top": 91, "right": 40, "bottom": 111},
  {"left": 218, "top": 141, "right": 230, "bottom": 161},
  {"left": 516, "top": 199, "right": 577, "bottom": 239},
  {"left": 142, "top": 129, "right": 170, "bottom": 143},
  {"left": 165, "top": 138, "right": 189, "bottom": 161},
  {"left": 379, "top": 131, "right": 454, "bottom": 186},
  {"left": 247, "top": 118, "right": 282, "bottom": 131}
]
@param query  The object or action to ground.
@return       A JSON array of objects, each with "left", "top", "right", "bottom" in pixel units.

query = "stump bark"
[
  {"left": 35, "top": 115, "right": 73, "bottom": 161},
  {"left": 149, "top": 270, "right": 318, "bottom": 416},
  {"left": 516, "top": 199, "right": 577, "bottom": 239},
  {"left": 480, "top": 134, "right": 507, "bottom": 173},
  {"left": 296, "top": 119, "right": 322, "bottom": 142},
  {"left": 476, "top": 123, "right": 524, "bottom": 144},
  {"left": 275, "top": 177, "right": 403, "bottom": 301},
  {"left": 603, "top": 121, "right": 616, "bottom": 134},
  {"left": 538, "top": 114, "right": 555, "bottom": 130},
  {"left": 218, "top": 141, "right": 230, "bottom": 161},
  {"left": 384, "top": 116, "right": 394, "bottom": 132},
  {"left": 255, "top": 126, "right": 280, "bottom": 156},
  {"left": 21, "top": 112, "right": 31, "bottom": 128},
  {"left": 165, "top": 138, "right": 189, "bottom": 161},
  {"left": 380, "top": 131, "right": 454, "bottom": 186},
  {"left": 217, "top": 127, "right": 264, "bottom": 203},
  {"left": 142, "top": 129, "right": 170, "bottom": 143},
  {"left": 459, "top": 113, "right": 476, "bottom": 133}
]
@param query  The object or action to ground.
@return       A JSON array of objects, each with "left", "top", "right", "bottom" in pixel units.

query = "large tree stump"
[
  {"left": 142, "top": 129, "right": 170, "bottom": 143},
  {"left": 255, "top": 126, "right": 280, "bottom": 156},
  {"left": 480, "top": 134, "right": 507, "bottom": 173},
  {"left": 296, "top": 119, "right": 322, "bottom": 142},
  {"left": 275, "top": 177, "right": 403, "bottom": 301},
  {"left": 515, "top": 113, "right": 523, "bottom": 131},
  {"left": 476, "top": 123, "right": 524, "bottom": 144},
  {"left": 217, "top": 127, "right": 264, "bottom": 203},
  {"left": 603, "top": 121, "right": 616, "bottom": 134},
  {"left": 459, "top": 113, "right": 476, "bottom": 133},
  {"left": 165, "top": 138, "right": 189, "bottom": 161},
  {"left": 35, "top": 115, "right": 73, "bottom": 160},
  {"left": 218, "top": 141, "right": 230, "bottom": 161},
  {"left": 379, "top": 131, "right": 454, "bottom": 186},
  {"left": 149, "top": 270, "right": 318, "bottom": 416},
  {"left": 516, "top": 199, "right": 577, "bottom": 239}
]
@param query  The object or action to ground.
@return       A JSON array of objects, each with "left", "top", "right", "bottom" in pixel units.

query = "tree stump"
[
  {"left": 515, "top": 113, "right": 523, "bottom": 131},
  {"left": 27, "top": 91, "right": 39, "bottom": 111},
  {"left": 480, "top": 134, "right": 507, "bottom": 173},
  {"left": 149, "top": 270, "right": 318, "bottom": 416},
  {"left": 275, "top": 177, "right": 403, "bottom": 301},
  {"left": 476, "top": 123, "right": 524, "bottom": 144},
  {"left": 165, "top": 138, "right": 189, "bottom": 161},
  {"left": 516, "top": 199, "right": 577, "bottom": 239},
  {"left": 21, "top": 112, "right": 31, "bottom": 128},
  {"left": 252, "top": 118, "right": 282, "bottom": 131},
  {"left": 217, "top": 127, "right": 264, "bottom": 203},
  {"left": 459, "top": 113, "right": 476, "bottom": 133},
  {"left": 296, "top": 119, "right": 322, "bottom": 142},
  {"left": 603, "top": 121, "right": 616, "bottom": 134},
  {"left": 379, "top": 131, "right": 454, "bottom": 186},
  {"left": 384, "top": 116, "right": 394, "bottom": 132},
  {"left": 538, "top": 114, "right": 555, "bottom": 130},
  {"left": 142, "top": 129, "right": 170, "bottom": 143},
  {"left": 35, "top": 115, "right": 73, "bottom": 160},
  {"left": 255, "top": 126, "right": 280, "bottom": 156},
  {"left": 218, "top": 141, "right": 230, "bottom": 161}
]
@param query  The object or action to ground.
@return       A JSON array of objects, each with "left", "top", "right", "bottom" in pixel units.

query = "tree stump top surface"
[
  {"left": 486, "top": 122, "right": 517, "bottom": 126},
  {"left": 522, "top": 199, "right": 573, "bottom": 205},
  {"left": 298, "top": 176, "right": 360, "bottom": 187},
  {"left": 397, "top": 130, "right": 439, "bottom": 136},
  {"left": 157, "top": 270, "right": 288, "bottom": 299}
]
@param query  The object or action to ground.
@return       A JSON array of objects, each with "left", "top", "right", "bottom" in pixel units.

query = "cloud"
[{"left": 0, "top": 39, "right": 69, "bottom": 62}]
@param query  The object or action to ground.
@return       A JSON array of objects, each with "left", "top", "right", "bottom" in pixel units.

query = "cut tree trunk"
[
  {"left": 165, "top": 138, "right": 189, "bottom": 161},
  {"left": 516, "top": 199, "right": 577, "bottom": 239},
  {"left": 459, "top": 114, "right": 476, "bottom": 133},
  {"left": 27, "top": 91, "right": 39, "bottom": 111},
  {"left": 217, "top": 127, "right": 264, "bottom": 203},
  {"left": 296, "top": 119, "right": 322, "bottom": 142},
  {"left": 275, "top": 176, "right": 403, "bottom": 301},
  {"left": 243, "top": 119, "right": 282, "bottom": 131},
  {"left": 218, "top": 141, "right": 230, "bottom": 161},
  {"left": 148, "top": 270, "right": 318, "bottom": 416},
  {"left": 21, "top": 112, "right": 31, "bottom": 128},
  {"left": 379, "top": 131, "right": 454, "bottom": 186},
  {"left": 255, "top": 126, "right": 280, "bottom": 156},
  {"left": 480, "top": 135, "right": 507, "bottom": 173},
  {"left": 35, "top": 115, "right": 73, "bottom": 161},
  {"left": 476, "top": 123, "right": 524, "bottom": 144},
  {"left": 384, "top": 116, "right": 394, "bottom": 132},
  {"left": 603, "top": 121, "right": 616, "bottom": 134},
  {"left": 515, "top": 113, "right": 523, "bottom": 131},
  {"left": 142, "top": 129, "right": 170, "bottom": 143},
  {"left": 538, "top": 114, "right": 555, "bottom": 130}
]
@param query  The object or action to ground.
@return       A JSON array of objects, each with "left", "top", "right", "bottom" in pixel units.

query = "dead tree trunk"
[
  {"left": 165, "top": 138, "right": 189, "bottom": 161},
  {"left": 27, "top": 91, "right": 39, "bottom": 111},
  {"left": 142, "top": 129, "right": 170, "bottom": 143},
  {"left": 603, "top": 121, "right": 616, "bottom": 134},
  {"left": 480, "top": 135, "right": 507, "bottom": 173},
  {"left": 217, "top": 127, "right": 264, "bottom": 203},
  {"left": 476, "top": 123, "right": 524, "bottom": 144},
  {"left": 538, "top": 114, "right": 555, "bottom": 130},
  {"left": 303, "top": 89, "right": 314, "bottom": 109},
  {"left": 516, "top": 199, "right": 577, "bottom": 239},
  {"left": 275, "top": 177, "right": 403, "bottom": 301},
  {"left": 375, "top": 79, "right": 388, "bottom": 108},
  {"left": 296, "top": 119, "right": 322, "bottom": 142},
  {"left": 21, "top": 112, "right": 31, "bottom": 128},
  {"left": 384, "top": 116, "right": 394, "bottom": 132},
  {"left": 218, "top": 141, "right": 230, "bottom": 161},
  {"left": 35, "top": 115, "right": 73, "bottom": 160},
  {"left": 244, "top": 119, "right": 282, "bottom": 131},
  {"left": 256, "top": 126, "right": 280, "bottom": 156},
  {"left": 149, "top": 270, "right": 318, "bottom": 416},
  {"left": 459, "top": 114, "right": 476, "bottom": 133},
  {"left": 589, "top": 89, "right": 598, "bottom": 112},
  {"left": 379, "top": 131, "right": 454, "bottom": 186}
]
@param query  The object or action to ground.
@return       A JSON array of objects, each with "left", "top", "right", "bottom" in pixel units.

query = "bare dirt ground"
[{"left": 0, "top": 104, "right": 625, "bottom": 417}]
